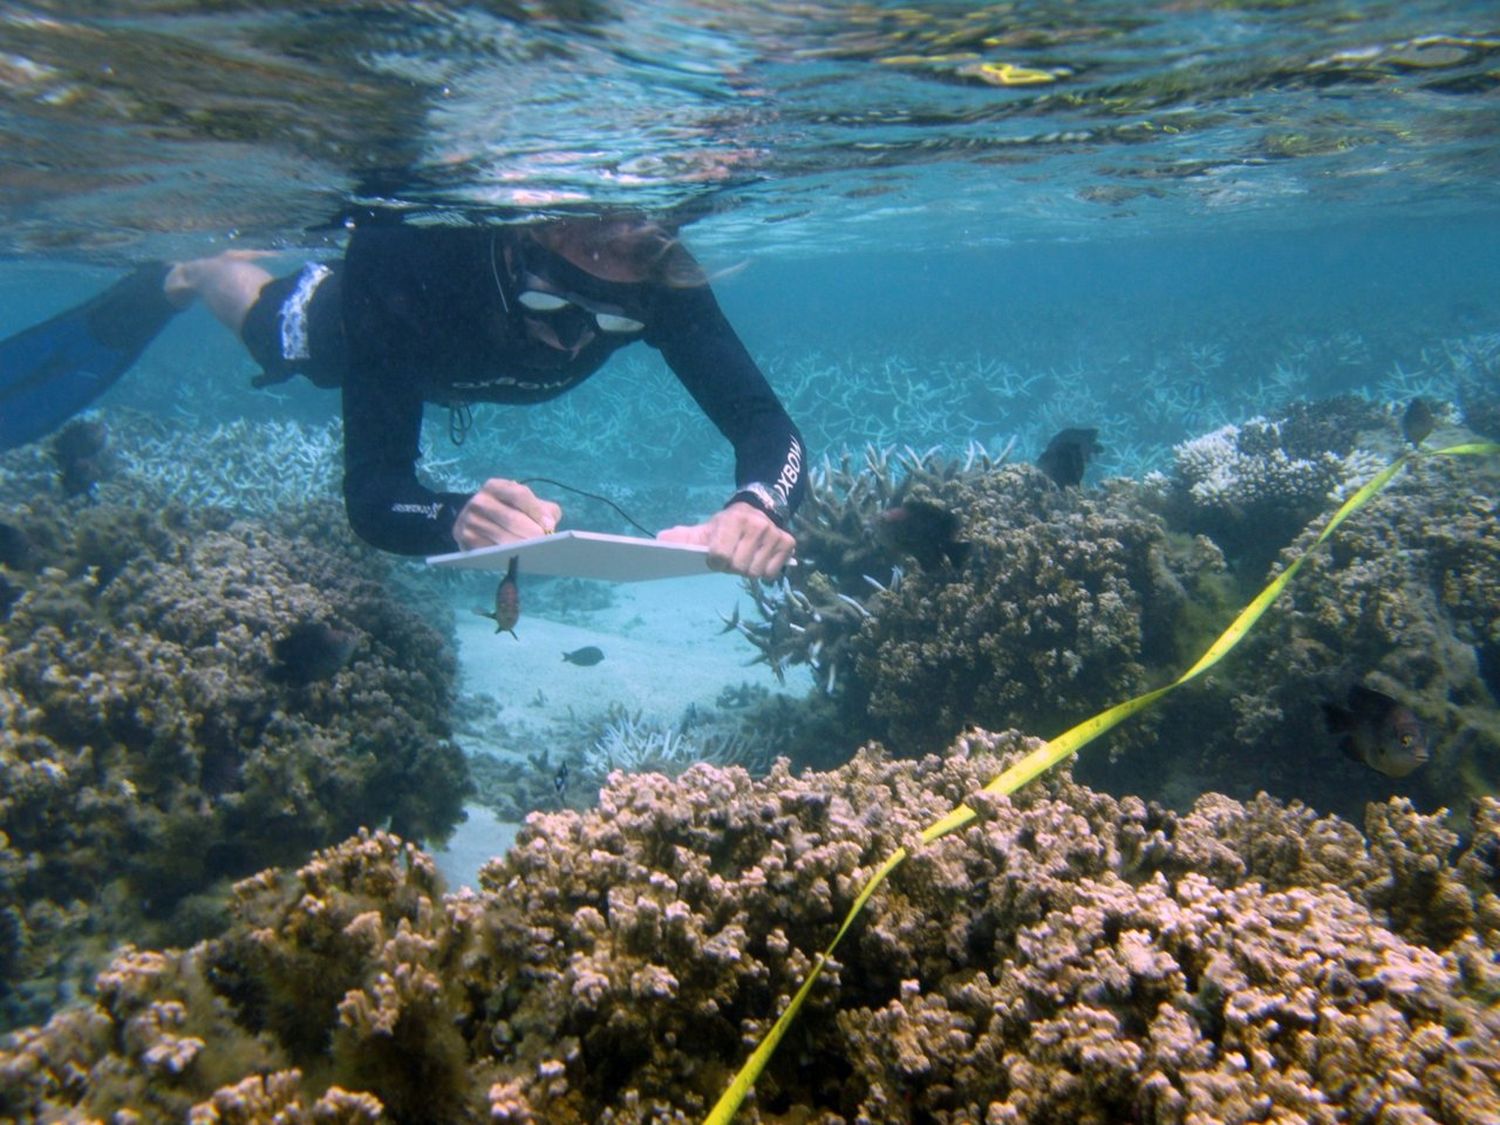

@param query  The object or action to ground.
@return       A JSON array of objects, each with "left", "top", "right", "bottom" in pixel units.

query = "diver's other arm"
[
  {"left": 648, "top": 283, "right": 809, "bottom": 518},
  {"left": 657, "top": 501, "right": 794, "bottom": 580}
]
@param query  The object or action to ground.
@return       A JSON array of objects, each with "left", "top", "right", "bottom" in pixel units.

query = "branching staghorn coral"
[
  {"left": 737, "top": 441, "right": 1013, "bottom": 694},
  {"left": 584, "top": 707, "right": 769, "bottom": 784},
  {"left": 108, "top": 411, "right": 343, "bottom": 517}
]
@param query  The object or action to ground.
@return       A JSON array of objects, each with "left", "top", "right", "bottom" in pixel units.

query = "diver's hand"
[
  {"left": 657, "top": 503, "right": 794, "bottom": 579},
  {"left": 453, "top": 478, "right": 562, "bottom": 550}
]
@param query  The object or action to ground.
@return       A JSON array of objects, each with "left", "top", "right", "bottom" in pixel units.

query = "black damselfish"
[{"left": 1037, "top": 427, "right": 1103, "bottom": 488}]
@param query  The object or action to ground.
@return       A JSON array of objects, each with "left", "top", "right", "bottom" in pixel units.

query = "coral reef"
[
  {"left": 2, "top": 352, "right": 1496, "bottom": 1118},
  {"left": 0, "top": 486, "right": 470, "bottom": 1029},
  {"left": 1155, "top": 398, "right": 1390, "bottom": 570},
  {"left": 462, "top": 694, "right": 815, "bottom": 822},
  {"left": 744, "top": 444, "right": 1229, "bottom": 757},
  {"left": 845, "top": 468, "right": 1228, "bottom": 756},
  {"left": 1154, "top": 440, "right": 1500, "bottom": 826},
  {"left": 3, "top": 736, "right": 1498, "bottom": 1122},
  {"left": 750, "top": 401, "right": 1494, "bottom": 830}
]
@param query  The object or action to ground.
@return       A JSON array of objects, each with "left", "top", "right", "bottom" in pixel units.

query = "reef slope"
[{"left": 4, "top": 733, "right": 1497, "bottom": 1123}]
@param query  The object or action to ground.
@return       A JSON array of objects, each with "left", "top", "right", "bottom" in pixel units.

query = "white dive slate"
[{"left": 426, "top": 530, "right": 718, "bottom": 583}]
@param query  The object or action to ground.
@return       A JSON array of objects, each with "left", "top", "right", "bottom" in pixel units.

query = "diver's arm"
[
  {"left": 648, "top": 283, "right": 808, "bottom": 521},
  {"left": 340, "top": 369, "right": 472, "bottom": 556}
]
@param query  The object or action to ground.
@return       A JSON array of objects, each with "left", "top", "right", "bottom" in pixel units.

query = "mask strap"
[{"left": 489, "top": 232, "right": 511, "bottom": 315}]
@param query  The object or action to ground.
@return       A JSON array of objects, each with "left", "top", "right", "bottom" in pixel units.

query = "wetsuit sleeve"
[
  {"left": 337, "top": 228, "right": 477, "bottom": 556},
  {"left": 646, "top": 284, "right": 807, "bottom": 518},
  {"left": 341, "top": 370, "right": 473, "bottom": 555}
]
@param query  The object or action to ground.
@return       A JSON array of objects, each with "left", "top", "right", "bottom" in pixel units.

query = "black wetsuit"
[{"left": 243, "top": 225, "right": 805, "bottom": 555}]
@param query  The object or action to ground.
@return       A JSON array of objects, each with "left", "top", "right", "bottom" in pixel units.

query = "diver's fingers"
[
  {"left": 478, "top": 478, "right": 561, "bottom": 533},
  {"left": 454, "top": 482, "right": 562, "bottom": 549},
  {"left": 453, "top": 500, "right": 527, "bottom": 550},
  {"left": 657, "top": 523, "right": 710, "bottom": 547},
  {"left": 708, "top": 504, "right": 794, "bottom": 579},
  {"left": 737, "top": 525, "right": 794, "bottom": 580},
  {"left": 750, "top": 530, "right": 795, "bottom": 580}
]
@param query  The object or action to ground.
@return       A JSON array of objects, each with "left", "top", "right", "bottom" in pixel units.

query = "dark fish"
[
  {"left": 562, "top": 645, "right": 604, "bottom": 666},
  {"left": 553, "top": 762, "right": 569, "bottom": 798},
  {"left": 1037, "top": 427, "right": 1103, "bottom": 488},
  {"left": 1322, "top": 684, "right": 1429, "bottom": 778},
  {"left": 476, "top": 557, "right": 520, "bottom": 638},
  {"left": 0, "top": 571, "right": 19, "bottom": 619},
  {"left": 272, "top": 621, "right": 358, "bottom": 684},
  {"left": 1401, "top": 398, "right": 1437, "bottom": 447},
  {"left": 877, "top": 497, "right": 969, "bottom": 569},
  {"left": 51, "top": 418, "right": 111, "bottom": 497},
  {"left": 0, "top": 521, "right": 32, "bottom": 571}
]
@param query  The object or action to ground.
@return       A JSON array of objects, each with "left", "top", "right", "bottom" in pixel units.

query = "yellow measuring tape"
[{"left": 705, "top": 441, "right": 1499, "bottom": 1124}]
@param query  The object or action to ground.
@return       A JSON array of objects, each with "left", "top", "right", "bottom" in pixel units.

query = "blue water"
[
  {"left": 9, "top": 213, "right": 1488, "bottom": 495},
  {"left": 2, "top": 3, "right": 1497, "bottom": 484}
]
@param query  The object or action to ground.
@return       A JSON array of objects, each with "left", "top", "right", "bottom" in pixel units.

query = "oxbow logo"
[{"left": 391, "top": 501, "right": 444, "bottom": 520}]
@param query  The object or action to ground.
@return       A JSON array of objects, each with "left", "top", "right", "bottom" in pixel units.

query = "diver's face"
[{"left": 510, "top": 241, "right": 646, "bottom": 356}]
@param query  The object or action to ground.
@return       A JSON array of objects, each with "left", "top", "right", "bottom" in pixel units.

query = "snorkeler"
[{"left": 4, "top": 216, "right": 805, "bottom": 579}]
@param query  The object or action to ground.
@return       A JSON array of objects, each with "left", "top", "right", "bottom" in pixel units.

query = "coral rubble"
[{"left": 4, "top": 739, "right": 1497, "bottom": 1122}]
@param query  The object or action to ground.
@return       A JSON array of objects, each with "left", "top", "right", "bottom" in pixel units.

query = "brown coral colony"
[{"left": 3, "top": 399, "right": 1499, "bottom": 1122}]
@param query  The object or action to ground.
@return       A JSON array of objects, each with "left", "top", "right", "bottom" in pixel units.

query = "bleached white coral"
[
  {"left": 1328, "top": 447, "right": 1389, "bottom": 501},
  {"left": 1173, "top": 418, "right": 1357, "bottom": 512},
  {"left": 116, "top": 417, "right": 342, "bottom": 515},
  {"left": 584, "top": 711, "right": 767, "bottom": 782}
]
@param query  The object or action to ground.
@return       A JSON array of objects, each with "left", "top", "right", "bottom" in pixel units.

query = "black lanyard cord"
[{"left": 517, "top": 476, "right": 655, "bottom": 537}]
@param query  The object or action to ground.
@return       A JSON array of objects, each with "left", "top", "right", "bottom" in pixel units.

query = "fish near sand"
[
  {"left": 1037, "top": 427, "right": 1103, "bottom": 488},
  {"left": 562, "top": 645, "right": 604, "bottom": 666},
  {"left": 477, "top": 557, "right": 520, "bottom": 638},
  {"left": 1322, "top": 684, "right": 1429, "bottom": 778}
]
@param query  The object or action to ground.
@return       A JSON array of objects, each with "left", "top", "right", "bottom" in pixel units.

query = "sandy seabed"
[{"left": 434, "top": 571, "right": 805, "bottom": 886}]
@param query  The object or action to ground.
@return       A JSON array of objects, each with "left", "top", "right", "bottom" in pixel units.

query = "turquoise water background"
[
  {"left": 0, "top": 2, "right": 1495, "bottom": 481},
  {"left": 5, "top": 217, "right": 1492, "bottom": 492}
]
